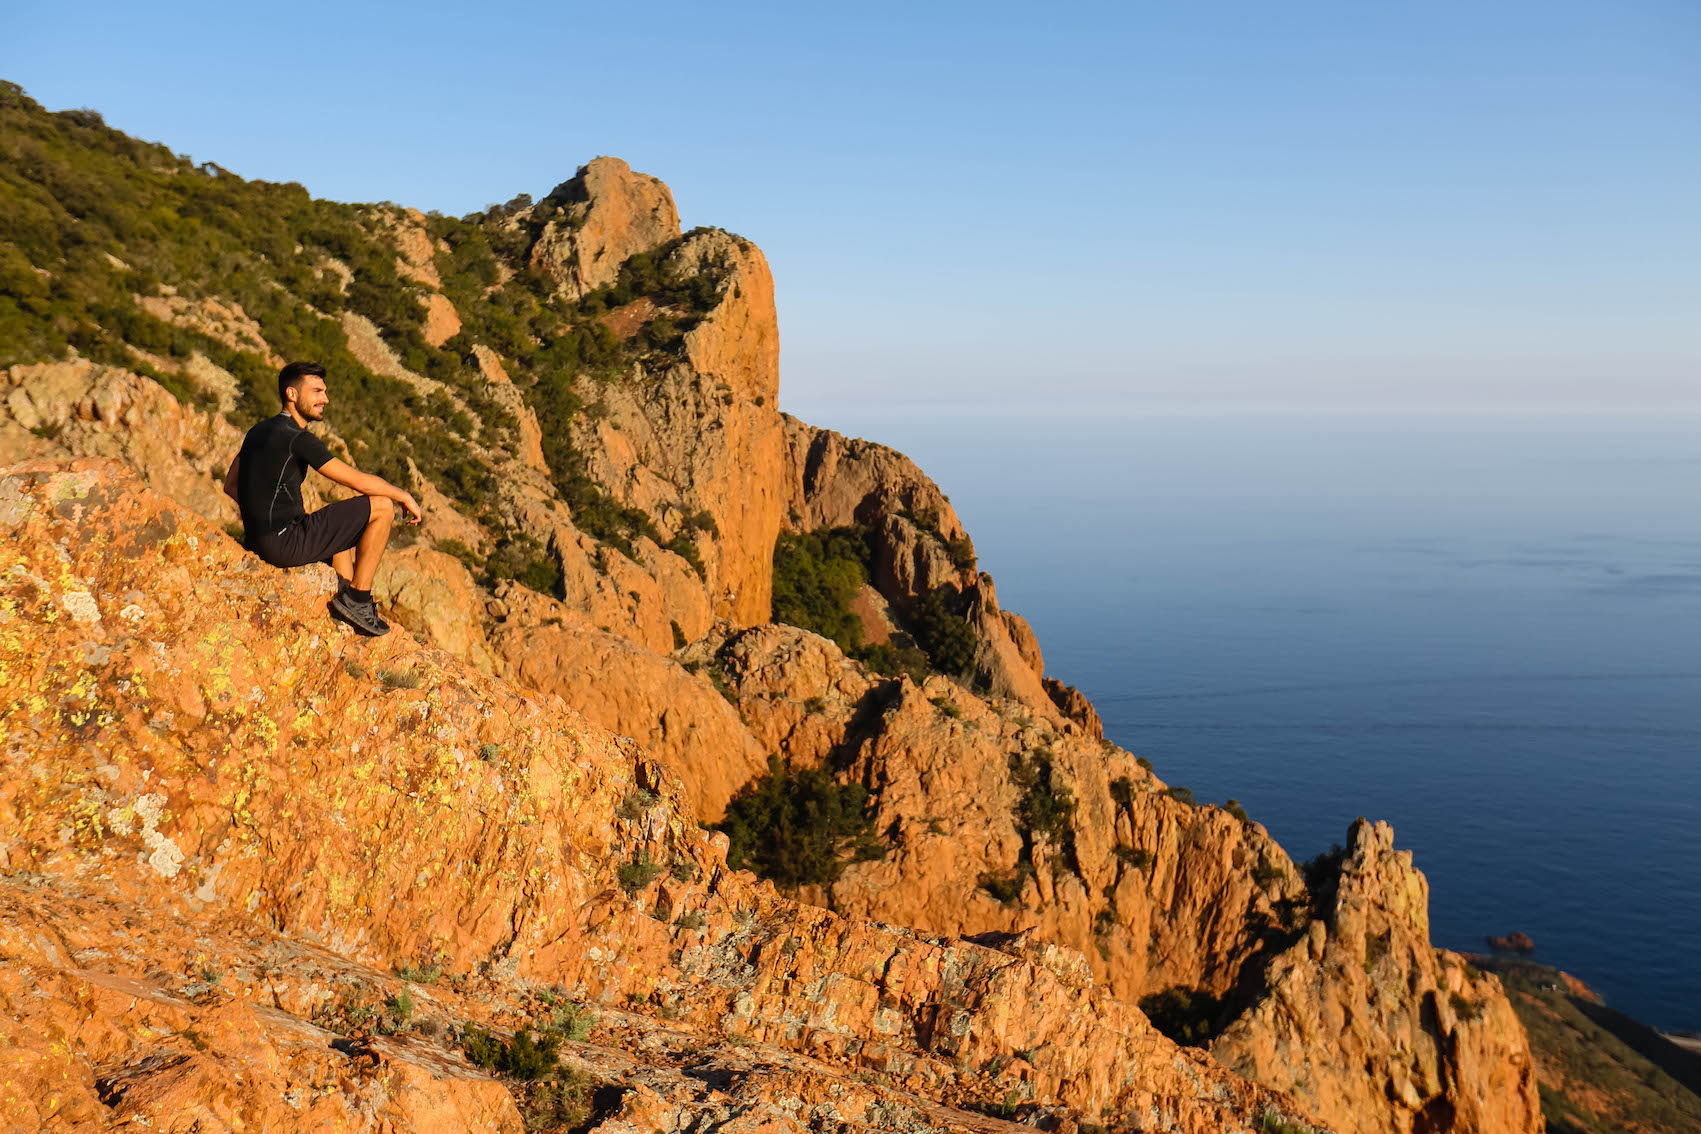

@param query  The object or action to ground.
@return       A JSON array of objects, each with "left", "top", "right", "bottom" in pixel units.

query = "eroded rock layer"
[
  {"left": 0, "top": 460, "right": 1313, "bottom": 1133},
  {"left": 0, "top": 118, "right": 1544, "bottom": 1133}
]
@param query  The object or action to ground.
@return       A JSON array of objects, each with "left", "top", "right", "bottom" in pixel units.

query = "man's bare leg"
[
  {"left": 330, "top": 547, "right": 355, "bottom": 587},
  {"left": 351, "top": 495, "right": 394, "bottom": 591}
]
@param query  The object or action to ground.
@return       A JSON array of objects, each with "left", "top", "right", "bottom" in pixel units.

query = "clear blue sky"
[{"left": 8, "top": 0, "right": 1699, "bottom": 412}]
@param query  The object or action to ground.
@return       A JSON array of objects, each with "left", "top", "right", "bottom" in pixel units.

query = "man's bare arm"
[
  {"left": 316, "top": 458, "right": 422, "bottom": 524},
  {"left": 222, "top": 456, "right": 240, "bottom": 502}
]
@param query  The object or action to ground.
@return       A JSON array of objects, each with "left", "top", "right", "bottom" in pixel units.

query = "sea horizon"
[{"left": 792, "top": 402, "right": 1701, "bottom": 1033}]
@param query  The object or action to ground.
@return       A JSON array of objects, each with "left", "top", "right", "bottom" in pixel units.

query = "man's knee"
[{"left": 366, "top": 495, "right": 394, "bottom": 522}]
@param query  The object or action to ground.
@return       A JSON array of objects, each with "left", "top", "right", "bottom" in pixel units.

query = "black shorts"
[{"left": 250, "top": 497, "right": 372, "bottom": 569}]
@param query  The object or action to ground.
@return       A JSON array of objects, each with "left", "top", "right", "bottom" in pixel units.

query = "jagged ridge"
[{"left": 0, "top": 459, "right": 1310, "bottom": 1132}]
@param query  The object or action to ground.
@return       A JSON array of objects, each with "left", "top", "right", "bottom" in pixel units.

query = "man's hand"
[{"left": 397, "top": 491, "right": 423, "bottom": 525}]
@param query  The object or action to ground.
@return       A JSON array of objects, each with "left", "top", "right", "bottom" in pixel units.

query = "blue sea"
[{"left": 795, "top": 405, "right": 1701, "bottom": 1033}]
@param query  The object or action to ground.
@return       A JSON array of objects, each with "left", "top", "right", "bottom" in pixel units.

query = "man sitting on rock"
[{"left": 223, "top": 362, "right": 421, "bottom": 636}]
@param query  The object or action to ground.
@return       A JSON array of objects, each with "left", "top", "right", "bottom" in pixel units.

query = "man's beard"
[{"left": 303, "top": 405, "right": 326, "bottom": 421}]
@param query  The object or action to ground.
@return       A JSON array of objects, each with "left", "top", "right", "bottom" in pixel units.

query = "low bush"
[
  {"left": 462, "top": 1025, "right": 559, "bottom": 1080},
  {"left": 1139, "top": 986, "right": 1229, "bottom": 1047},
  {"left": 1114, "top": 845, "right": 1153, "bottom": 870},
  {"left": 771, "top": 527, "right": 874, "bottom": 652},
  {"left": 714, "top": 755, "right": 887, "bottom": 891},
  {"left": 617, "top": 857, "right": 664, "bottom": 893},
  {"left": 978, "top": 869, "right": 1028, "bottom": 906},
  {"left": 904, "top": 586, "right": 978, "bottom": 677},
  {"left": 852, "top": 641, "right": 930, "bottom": 683},
  {"left": 1012, "top": 755, "right": 1076, "bottom": 849}
]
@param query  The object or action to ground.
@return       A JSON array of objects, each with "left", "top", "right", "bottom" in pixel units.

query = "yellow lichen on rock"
[{"left": 0, "top": 458, "right": 1319, "bottom": 1133}]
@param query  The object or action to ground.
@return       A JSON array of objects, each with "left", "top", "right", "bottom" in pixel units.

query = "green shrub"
[
  {"left": 617, "top": 857, "right": 664, "bottom": 893},
  {"left": 545, "top": 1002, "right": 595, "bottom": 1043},
  {"left": 978, "top": 869, "right": 1028, "bottom": 906},
  {"left": 1114, "top": 845, "right": 1153, "bottom": 870},
  {"left": 971, "top": 1094, "right": 1023, "bottom": 1121},
  {"left": 771, "top": 527, "right": 874, "bottom": 652},
  {"left": 852, "top": 641, "right": 930, "bottom": 683},
  {"left": 1222, "top": 798, "right": 1249, "bottom": 823},
  {"left": 1139, "top": 986, "right": 1229, "bottom": 1047},
  {"left": 1258, "top": 1108, "right": 1318, "bottom": 1134},
  {"left": 484, "top": 534, "right": 560, "bottom": 597},
  {"left": 616, "top": 789, "right": 660, "bottom": 819},
  {"left": 1011, "top": 754, "right": 1075, "bottom": 848},
  {"left": 904, "top": 586, "right": 978, "bottom": 677},
  {"left": 1164, "top": 785, "right": 1195, "bottom": 806},
  {"left": 930, "top": 695, "right": 963, "bottom": 719},
  {"left": 513, "top": 1072, "right": 595, "bottom": 1131},
  {"left": 462, "top": 1025, "right": 559, "bottom": 1080},
  {"left": 1109, "top": 776, "right": 1135, "bottom": 807},
  {"left": 713, "top": 755, "right": 887, "bottom": 891},
  {"left": 1363, "top": 930, "right": 1392, "bottom": 974}
]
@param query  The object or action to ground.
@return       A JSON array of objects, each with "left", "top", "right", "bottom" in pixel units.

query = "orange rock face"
[
  {"left": 700, "top": 621, "right": 1540, "bottom": 1134},
  {"left": 0, "top": 459, "right": 1314, "bottom": 1133},
  {"left": 1211, "top": 820, "right": 1542, "bottom": 1134},
  {"left": 572, "top": 230, "right": 785, "bottom": 628},
  {"left": 0, "top": 147, "right": 1543, "bottom": 1134},
  {"left": 0, "top": 358, "right": 241, "bottom": 526},
  {"left": 528, "top": 157, "right": 682, "bottom": 299}
]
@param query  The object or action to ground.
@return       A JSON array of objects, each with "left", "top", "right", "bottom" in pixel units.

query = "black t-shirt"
[{"left": 235, "top": 413, "right": 335, "bottom": 541}]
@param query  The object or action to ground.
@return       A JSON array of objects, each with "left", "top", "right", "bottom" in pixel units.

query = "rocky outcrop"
[
  {"left": 701, "top": 622, "right": 1539, "bottom": 1134},
  {"left": 471, "top": 345, "right": 549, "bottom": 476},
  {"left": 783, "top": 415, "right": 968, "bottom": 539},
  {"left": 572, "top": 229, "right": 785, "bottom": 628},
  {"left": 707, "top": 622, "right": 1303, "bottom": 1002},
  {"left": 0, "top": 459, "right": 1313, "bottom": 1133},
  {"left": 135, "top": 292, "right": 282, "bottom": 367},
  {"left": 1044, "top": 676, "right": 1105, "bottom": 740},
  {"left": 1212, "top": 820, "right": 1542, "bottom": 1134},
  {"left": 0, "top": 124, "right": 1545, "bottom": 1134},
  {"left": 781, "top": 416, "right": 1070, "bottom": 723},
  {"left": 380, "top": 205, "right": 446, "bottom": 289},
  {"left": 0, "top": 358, "right": 241, "bottom": 524},
  {"left": 528, "top": 157, "right": 681, "bottom": 299},
  {"left": 421, "top": 291, "right": 462, "bottom": 347},
  {"left": 486, "top": 588, "right": 769, "bottom": 820},
  {"left": 373, "top": 545, "right": 500, "bottom": 674}
]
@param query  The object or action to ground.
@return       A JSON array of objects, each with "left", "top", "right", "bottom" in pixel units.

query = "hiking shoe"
[{"left": 329, "top": 590, "right": 390, "bottom": 637}]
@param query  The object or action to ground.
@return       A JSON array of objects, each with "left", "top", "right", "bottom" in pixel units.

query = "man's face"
[{"left": 291, "top": 376, "right": 329, "bottom": 421}]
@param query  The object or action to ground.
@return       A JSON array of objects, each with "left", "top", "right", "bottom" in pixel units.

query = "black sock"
[{"left": 349, "top": 587, "right": 372, "bottom": 604}]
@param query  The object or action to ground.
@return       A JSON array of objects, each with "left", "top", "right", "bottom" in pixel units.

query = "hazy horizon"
[{"left": 8, "top": 0, "right": 1697, "bottom": 410}]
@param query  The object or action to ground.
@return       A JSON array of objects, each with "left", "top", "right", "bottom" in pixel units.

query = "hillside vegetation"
[{"left": 0, "top": 80, "right": 714, "bottom": 560}]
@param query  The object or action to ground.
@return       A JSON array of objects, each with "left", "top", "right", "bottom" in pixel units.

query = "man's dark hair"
[{"left": 278, "top": 361, "right": 326, "bottom": 405}]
